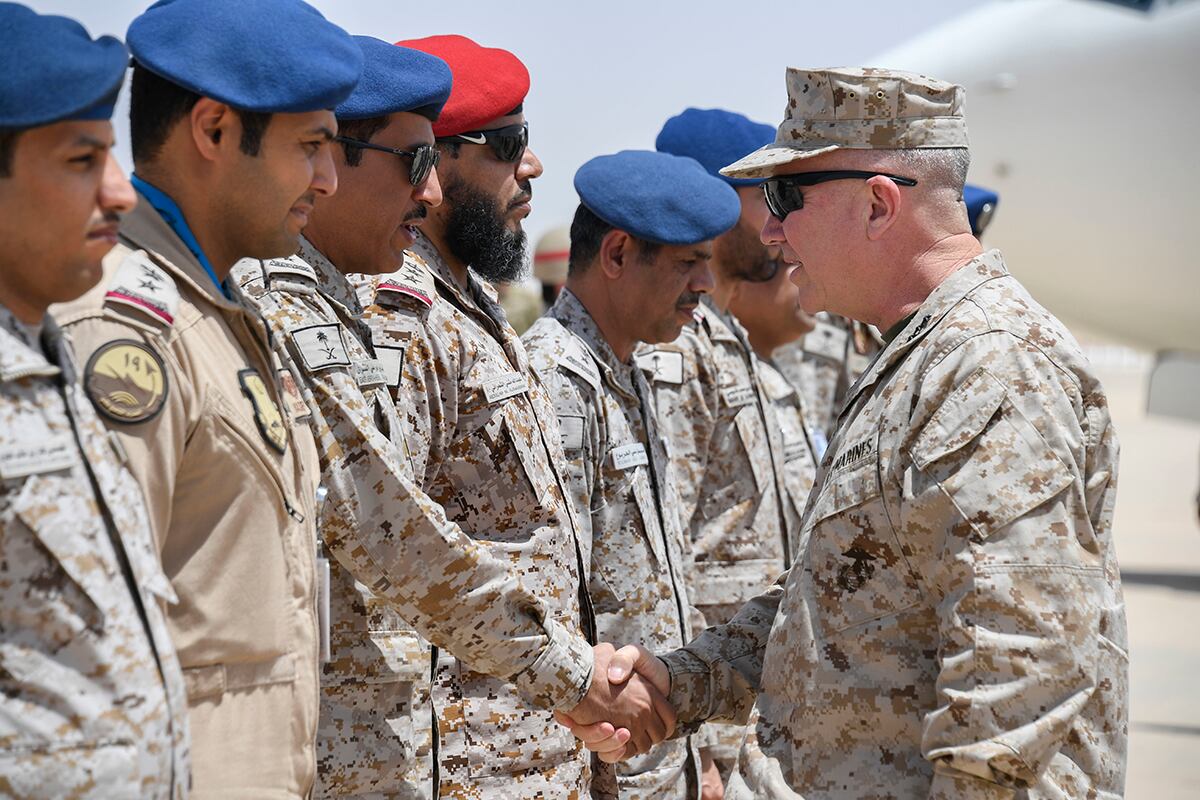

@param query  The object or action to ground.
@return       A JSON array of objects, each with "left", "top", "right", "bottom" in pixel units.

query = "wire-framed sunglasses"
[
  {"left": 334, "top": 137, "right": 440, "bottom": 186},
  {"left": 439, "top": 123, "right": 529, "bottom": 163},
  {"left": 763, "top": 170, "right": 918, "bottom": 220}
]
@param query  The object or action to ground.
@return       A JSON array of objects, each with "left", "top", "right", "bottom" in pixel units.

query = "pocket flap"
[
  {"left": 910, "top": 368, "right": 1006, "bottom": 470},
  {"left": 327, "top": 630, "right": 431, "bottom": 686}
]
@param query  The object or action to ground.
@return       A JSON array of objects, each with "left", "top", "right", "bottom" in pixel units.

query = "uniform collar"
[
  {"left": 119, "top": 194, "right": 247, "bottom": 312},
  {"left": 549, "top": 288, "right": 639, "bottom": 401},
  {"left": 699, "top": 295, "right": 741, "bottom": 343},
  {"left": 0, "top": 304, "right": 62, "bottom": 381},
  {"left": 130, "top": 175, "right": 229, "bottom": 299},
  {"left": 839, "top": 249, "right": 1011, "bottom": 416},
  {"left": 296, "top": 236, "right": 364, "bottom": 319}
]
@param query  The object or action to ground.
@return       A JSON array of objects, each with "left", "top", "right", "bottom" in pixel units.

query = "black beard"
[
  {"left": 442, "top": 178, "right": 529, "bottom": 284},
  {"left": 716, "top": 219, "right": 773, "bottom": 282}
]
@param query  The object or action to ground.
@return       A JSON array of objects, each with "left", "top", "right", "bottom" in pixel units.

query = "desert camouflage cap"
[{"left": 721, "top": 66, "right": 968, "bottom": 179}]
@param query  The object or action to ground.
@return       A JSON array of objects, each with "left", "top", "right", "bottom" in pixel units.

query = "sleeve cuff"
[
  {"left": 661, "top": 648, "right": 714, "bottom": 731},
  {"left": 929, "top": 768, "right": 1017, "bottom": 800},
  {"left": 511, "top": 617, "right": 594, "bottom": 711}
]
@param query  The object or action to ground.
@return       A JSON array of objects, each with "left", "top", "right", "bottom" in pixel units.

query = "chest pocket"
[
  {"left": 5, "top": 472, "right": 109, "bottom": 645},
  {"left": 805, "top": 449, "right": 922, "bottom": 634}
]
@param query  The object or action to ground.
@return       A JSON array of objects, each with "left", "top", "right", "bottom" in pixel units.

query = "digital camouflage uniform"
[
  {"left": 662, "top": 253, "right": 1129, "bottom": 799},
  {"left": 0, "top": 306, "right": 190, "bottom": 799},
  {"left": 52, "top": 198, "right": 324, "bottom": 799},
  {"left": 635, "top": 296, "right": 791, "bottom": 762},
  {"left": 524, "top": 289, "right": 701, "bottom": 799},
  {"left": 772, "top": 312, "right": 881, "bottom": 460},
  {"left": 353, "top": 234, "right": 604, "bottom": 800},
  {"left": 757, "top": 359, "right": 818, "bottom": 560},
  {"left": 232, "top": 239, "right": 439, "bottom": 798}
]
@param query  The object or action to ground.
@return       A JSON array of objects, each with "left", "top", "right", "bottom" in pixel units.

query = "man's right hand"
[{"left": 554, "top": 643, "right": 675, "bottom": 763}]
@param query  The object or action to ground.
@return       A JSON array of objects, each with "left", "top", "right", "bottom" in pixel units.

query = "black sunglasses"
[
  {"left": 762, "top": 170, "right": 918, "bottom": 220},
  {"left": 440, "top": 123, "right": 529, "bottom": 163},
  {"left": 334, "top": 137, "right": 440, "bottom": 186}
]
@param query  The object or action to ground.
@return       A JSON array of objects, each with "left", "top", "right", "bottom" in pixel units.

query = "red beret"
[{"left": 397, "top": 34, "right": 529, "bottom": 138}]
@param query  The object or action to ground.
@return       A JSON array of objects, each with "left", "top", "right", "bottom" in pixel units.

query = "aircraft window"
[{"left": 1092, "top": 0, "right": 1154, "bottom": 10}]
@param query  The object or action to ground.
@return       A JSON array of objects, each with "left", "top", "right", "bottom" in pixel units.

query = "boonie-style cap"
[{"left": 722, "top": 66, "right": 968, "bottom": 180}]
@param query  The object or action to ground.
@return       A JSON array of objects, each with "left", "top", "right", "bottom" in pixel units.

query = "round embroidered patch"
[{"left": 84, "top": 339, "right": 169, "bottom": 424}]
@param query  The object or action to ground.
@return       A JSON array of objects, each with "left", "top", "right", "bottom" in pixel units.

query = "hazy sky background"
[{"left": 31, "top": 0, "right": 991, "bottom": 247}]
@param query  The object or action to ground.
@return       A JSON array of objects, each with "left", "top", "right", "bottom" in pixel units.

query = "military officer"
[
  {"left": 772, "top": 183, "right": 996, "bottom": 454},
  {"left": 647, "top": 108, "right": 797, "bottom": 776},
  {"left": 0, "top": 6, "right": 190, "bottom": 796},
  {"left": 50, "top": 1, "right": 363, "bottom": 796},
  {"left": 351, "top": 36, "right": 670, "bottom": 799},
  {"left": 524, "top": 151, "right": 740, "bottom": 799},
  {"left": 579, "top": 67, "right": 1130, "bottom": 800}
]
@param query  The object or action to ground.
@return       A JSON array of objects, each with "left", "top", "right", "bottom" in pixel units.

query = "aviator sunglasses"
[
  {"left": 763, "top": 170, "right": 918, "bottom": 220},
  {"left": 440, "top": 123, "right": 529, "bottom": 163},
  {"left": 334, "top": 137, "right": 440, "bottom": 186}
]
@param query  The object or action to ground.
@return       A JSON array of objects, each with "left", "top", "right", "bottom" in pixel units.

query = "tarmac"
[{"left": 1079, "top": 334, "right": 1200, "bottom": 798}]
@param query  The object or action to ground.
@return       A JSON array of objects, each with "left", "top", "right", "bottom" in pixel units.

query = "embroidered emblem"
[
  {"left": 836, "top": 546, "right": 877, "bottom": 594},
  {"left": 238, "top": 369, "right": 287, "bottom": 452},
  {"left": 84, "top": 339, "right": 169, "bottom": 424},
  {"left": 290, "top": 323, "right": 350, "bottom": 372},
  {"left": 634, "top": 349, "right": 684, "bottom": 384}
]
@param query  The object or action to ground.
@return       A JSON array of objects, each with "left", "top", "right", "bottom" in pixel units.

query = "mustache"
[
  {"left": 675, "top": 292, "right": 702, "bottom": 308},
  {"left": 402, "top": 205, "right": 428, "bottom": 223},
  {"left": 507, "top": 181, "right": 533, "bottom": 210}
]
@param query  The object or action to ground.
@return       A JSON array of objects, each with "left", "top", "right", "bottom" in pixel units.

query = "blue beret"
[
  {"left": 963, "top": 183, "right": 999, "bottom": 236},
  {"left": 0, "top": 3, "right": 128, "bottom": 128},
  {"left": 656, "top": 108, "right": 776, "bottom": 187},
  {"left": 574, "top": 150, "right": 741, "bottom": 246},
  {"left": 336, "top": 37, "right": 453, "bottom": 120},
  {"left": 127, "top": 0, "right": 362, "bottom": 114}
]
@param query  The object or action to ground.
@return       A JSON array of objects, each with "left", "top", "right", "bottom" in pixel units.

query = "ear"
[
  {"left": 598, "top": 229, "right": 633, "bottom": 280},
  {"left": 863, "top": 175, "right": 902, "bottom": 241},
  {"left": 190, "top": 98, "right": 235, "bottom": 163}
]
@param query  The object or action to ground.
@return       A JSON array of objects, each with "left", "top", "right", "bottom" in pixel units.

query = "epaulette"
[
  {"left": 375, "top": 252, "right": 435, "bottom": 310},
  {"left": 555, "top": 333, "right": 601, "bottom": 393},
  {"left": 262, "top": 255, "right": 318, "bottom": 296},
  {"left": 103, "top": 249, "right": 180, "bottom": 329}
]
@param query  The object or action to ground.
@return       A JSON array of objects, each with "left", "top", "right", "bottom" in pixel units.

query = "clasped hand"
[{"left": 554, "top": 643, "right": 673, "bottom": 763}]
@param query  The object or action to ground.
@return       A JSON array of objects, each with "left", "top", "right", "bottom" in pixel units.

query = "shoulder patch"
[
  {"left": 84, "top": 339, "right": 169, "bottom": 424},
  {"left": 376, "top": 254, "right": 435, "bottom": 309},
  {"left": 288, "top": 323, "right": 351, "bottom": 373},
  {"left": 556, "top": 336, "right": 601, "bottom": 392},
  {"left": 262, "top": 256, "right": 318, "bottom": 296},
  {"left": 104, "top": 250, "right": 179, "bottom": 327},
  {"left": 635, "top": 349, "right": 684, "bottom": 385}
]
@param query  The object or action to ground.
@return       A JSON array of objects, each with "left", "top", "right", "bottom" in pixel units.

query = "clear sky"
[{"left": 31, "top": 0, "right": 991, "bottom": 247}]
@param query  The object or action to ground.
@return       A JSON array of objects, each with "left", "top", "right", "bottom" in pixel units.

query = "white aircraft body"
[{"left": 872, "top": 0, "right": 1200, "bottom": 418}]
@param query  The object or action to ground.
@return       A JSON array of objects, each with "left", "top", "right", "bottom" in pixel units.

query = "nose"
[
  {"left": 99, "top": 155, "right": 137, "bottom": 215},
  {"left": 417, "top": 166, "right": 443, "bottom": 208},
  {"left": 691, "top": 260, "right": 716, "bottom": 295},
  {"left": 517, "top": 145, "right": 544, "bottom": 182},
  {"left": 761, "top": 214, "right": 785, "bottom": 247},
  {"left": 311, "top": 142, "right": 338, "bottom": 198}
]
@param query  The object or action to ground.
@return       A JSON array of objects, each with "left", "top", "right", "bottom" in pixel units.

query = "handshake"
[{"left": 554, "top": 642, "right": 674, "bottom": 764}]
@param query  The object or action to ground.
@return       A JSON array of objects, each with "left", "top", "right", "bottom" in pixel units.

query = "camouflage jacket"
[
  {"left": 757, "top": 360, "right": 818, "bottom": 561},
  {"left": 232, "top": 239, "right": 439, "bottom": 798},
  {"left": 352, "top": 234, "right": 600, "bottom": 799},
  {"left": 635, "top": 298, "right": 791, "bottom": 624},
  {"left": 0, "top": 306, "right": 190, "bottom": 798},
  {"left": 773, "top": 312, "right": 881, "bottom": 458},
  {"left": 524, "top": 289, "right": 701, "bottom": 799},
  {"left": 663, "top": 252, "right": 1129, "bottom": 799},
  {"left": 51, "top": 198, "right": 324, "bottom": 798}
]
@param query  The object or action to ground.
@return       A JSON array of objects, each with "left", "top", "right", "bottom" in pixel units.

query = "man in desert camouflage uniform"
[
  {"left": 524, "top": 150, "right": 741, "bottom": 799},
  {"left": 230, "top": 38, "right": 455, "bottom": 798},
  {"left": 648, "top": 108, "right": 797, "bottom": 777},
  {"left": 50, "top": 1, "right": 363, "bottom": 795},
  {"left": 577, "top": 67, "right": 1129, "bottom": 800},
  {"left": 352, "top": 36, "right": 673, "bottom": 799},
  {"left": 0, "top": 6, "right": 189, "bottom": 796}
]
